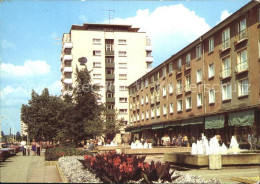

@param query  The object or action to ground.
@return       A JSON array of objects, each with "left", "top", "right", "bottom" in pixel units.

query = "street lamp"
[{"left": 0, "top": 116, "right": 16, "bottom": 142}]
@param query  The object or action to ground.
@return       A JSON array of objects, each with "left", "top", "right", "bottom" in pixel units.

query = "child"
[{"left": 27, "top": 145, "right": 31, "bottom": 156}]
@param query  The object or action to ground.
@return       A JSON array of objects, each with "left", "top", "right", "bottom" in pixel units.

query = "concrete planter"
[
  {"left": 209, "top": 154, "right": 222, "bottom": 170},
  {"left": 56, "top": 163, "right": 69, "bottom": 183},
  {"left": 45, "top": 161, "right": 58, "bottom": 166}
]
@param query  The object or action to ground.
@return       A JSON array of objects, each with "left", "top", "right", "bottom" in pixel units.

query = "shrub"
[
  {"left": 45, "top": 147, "right": 86, "bottom": 161},
  {"left": 80, "top": 151, "right": 180, "bottom": 183}
]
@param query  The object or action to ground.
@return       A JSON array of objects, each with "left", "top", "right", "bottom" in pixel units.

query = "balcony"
[
  {"left": 235, "top": 61, "right": 248, "bottom": 74},
  {"left": 106, "top": 74, "right": 115, "bottom": 80},
  {"left": 185, "top": 62, "right": 191, "bottom": 70},
  {"left": 220, "top": 68, "right": 231, "bottom": 79},
  {"left": 176, "top": 87, "right": 182, "bottom": 95},
  {"left": 176, "top": 66, "right": 182, "bottom": 74},
  {"left": 63, "top": 55, "right": 73, "bottom": 61},
  {"left": 235, "top": 29, "right": 248, "bottom": 44},
  {"left": 106, "top": 85, "right": 115, "bottom": 92},
  {"left": 105, "top": 62, "right": 115, "bottom": 68},
  {"left": 145, "top": 56, "right": 153, "bottom": 63},
  {"left": 107, "top": 109, "right": 115, "bottom": 114},
  {"left": 133, "top": 105, "right": 136, "bottom": 111},
  {"left": 136, "top": 104, "right": 140, "bottom": 110},
  {"left": 105, "top": 50, "right": 114, "bottom": 56},
  {"left": 63, "top": 42, "right": 73, "bottom": 50},
  {"left": 106, "top": 97, "right": 115, "bottom": 103},
  {"left": 150, "top": 98, "right": 155, "bottom": 104},
  {"left": 63, "top": 67, "right": 73, "bottom": 73},
  {"left": 156, "top": 96, "right": 160, "bottom": 103},
  {"left": 63, "top": 79, "right": 73, "bottom": 84},
  {"left": 145, "top": 46, "right": 153, "bottom": 51},
  {"left": 219, "top": 39, "right": 230, "bottom": 52},
  {"left": 185, "top": 84, "right": 191, "bottom": 92}
]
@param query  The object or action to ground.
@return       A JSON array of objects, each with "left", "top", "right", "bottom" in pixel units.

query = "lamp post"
[{"left": 0, "top": 116, "right": 16, "bottom": 142}]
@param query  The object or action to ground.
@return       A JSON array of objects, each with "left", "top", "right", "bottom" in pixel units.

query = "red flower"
[{"left": 144, "top": 163, "right": 149, "bottom": 169}]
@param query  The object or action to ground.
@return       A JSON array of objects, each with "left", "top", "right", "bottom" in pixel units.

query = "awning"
[
  {"left": 141, "top": 126, "right": 152, "bottom": 130},
  {"left": 152, "top": 124, "right": 164, "bottom": 130},
  {"left": 228, "top": 109, "right": 254, "bottom": 127},
  {"left": 181, "top": 117, "right": 204, "bottom": 126},
  {"left": 205, "top": 114, "right": 225, "bottom": 129},
  {"left": 131, "top": 128, "right": 141, "bottom": 133},
  {"left": 165, "top": 121, "right": 181, "bottom": 127}
]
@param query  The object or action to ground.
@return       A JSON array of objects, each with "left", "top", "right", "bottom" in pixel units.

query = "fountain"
[
  {"left": 130, "top": 142, "right": 152, "bottom": 149},
  {"left": 164, "top": 134, "right": 260, "bottom": 167}
]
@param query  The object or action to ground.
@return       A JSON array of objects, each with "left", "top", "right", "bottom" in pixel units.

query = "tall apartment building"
[
  {"left": 60, "top": 24, "right": 153, "bottom": 137},
  {"left": 127, "top": 1, "right": 260, "bottom": 143},
  {"left": 21, "top": 121, "right": 28, "bottom": 136}
]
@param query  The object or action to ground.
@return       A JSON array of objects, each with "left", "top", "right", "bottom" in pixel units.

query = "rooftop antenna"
[{"left": 101, "top": 9, "right": 115, "bottom": 24}]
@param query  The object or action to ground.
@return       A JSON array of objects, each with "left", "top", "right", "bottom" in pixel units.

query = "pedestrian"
[
  {"left": 21, "top": 140, "right": 27, "bottom": 156},
  {"left": 27, "top": 144, "right": 31, "bottom": 156},
  {"left": 248, "top": 131, "right": 253, "bottom": 150},
  {"left": 31, "top": 139, "right": 37, "bottom": 156},
  {"left": 153, "top": 134, "right": 159, "bottom": 147},
  {"left": 36, "top": 142, "right": 41, "bottom": 156},
  {"left": 183, "top": 135, "right": 189, "bottom": 147},
  {"left": 177, "top": 134, "right": 183, "bottom": 147},
  {"left": 164, "top": 134, "right": 171, "bottom": 146},
  {"left": 172, "top": 135, "right": 177, "bottom": 146}
]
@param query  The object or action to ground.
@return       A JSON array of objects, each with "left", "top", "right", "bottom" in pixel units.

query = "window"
[
  {"left": 177, "top": 59, "right": 182, "bottom": 71},
  {"left": 119, "top": 109, "right": 127, "bottom": 114},
  {"left": 93, "top": 74, "right": 101, "bottom": 79},
  {"left": 196, "top": 45, "right": 202, "bottom": 59},
  {"left": 185, "top": 75, "right": 191, "bottom": 91},
  {"left": 137, "top": 114, "right": 140, "bottom": 121},
  {"left": 141, "top": 96, "right": 144, "bottom": 105},
  {"left": 163, "top": 86, "right": 167, "bottom": 97},
  {"left": 106, "top": 58, "right": 114, "bottom": 63},
  {"left": 93, "top": 62, "right": 101, "bottom": 68},
  {"left": 222, "top": 28, "right": 230, "bottom": 49},
  {"left": 130, "top": 116, "right": 133, "bottom": 123},
  {"left": 118, "top": 39, "right": 127, "bottom": 45},
  {"left": 119, "top": 51, "right": 127, "bottom": 57},
  {"left": 130, "top": 103, "right": 132, "bottom": 110},
  {"left": 142, "top": 112, "right": 144, "bottom": 120},
  {"left": 197, "top": 69, "right": 202, "bottom": 83},
  {"left": 186, "top": 97, "right": 192, "bottom": 109},
  {"left": 177, "top": 80, "right": 182, "bottom": 94},
  {"left": 107, "top": 93, "right": 114, "bottom": 98},
  {"left": 133, "top": 115, "right": 136, "bottom": 122},
  {"left": 238, "top": 79, "right": 249, "bottom": 96},
  {"left": 163, "top": 105, "right": 167, "bottom": 116},
  {"left": 208, "top": 63, "right": 215, "bottom": 78},
  {"left": 222, "top": 83, "right": 231, "bottom": 101},
  {"left": 169, "top": 103, "right": 174, "bottom": 114},
  {"left": 156, "top": 106, "right": 160, "bottom": 117},
  {"left": 146, "top": 94, "right": 149, "bottom": 104},
  {"left": 145, "top": 78, "right": 148, "bottom": 87},
  {"left": 197, "top": 93, "right": 203, "bottom": 107},
  {"left": 169, "top": 83, "right": 173, "bottom": 94},
  {"left": 162, "top": 67, "right": 166, "bottom": 78},
  {"left": 146, "top": 110, "right": 149, "bottom": 119},
  {"left": 93, "top": 38, "right": 101, "bottom": 44},
  {"left": 157, "top": 72, "right": 160, "bottom": 81},
  {"left": 238, "top": 18, "right": 246, "bottom": 41},
  {"left": 186, "top": 53, "right": 191, "bottom": 67},
  {"left": 222, "top": 57, "right": 231, "bottom": 78},
  {"left": 107, "top": 104, "right": 114, "bottom": 109},
  {"left": 209, "top": 89, "right": 215, "bottom": 104},
  {"left": 106, "top": 69, "right": 114, "bottom": 74},
  {"left": 119, "top": 63, "right": 127, "bottom": 69},
  {"left": 237, "top": 49, "right": 248, "bottom": 72},
  {"left": 151, "top": 108, "right": 155, "bottom": 118},
  {"left": 119, "top": 86, "right": 127, "bottom": 91},
  {"left": 169, "top": 63, "right": 173, "bottom": 74},
  {"left": 119, "top": 74, "right": 127, "bottom": 80},
  {"left": 119, "top": 97, "right": 127, "bottom": 103},
  {"left": 209, "top": 37, "right": 214, "bottom": 52},
  {"left": 177, "top": 99, "right": 183, "bottom": 112},
  {"left": 151, "top": 76, "right": 154, "bottom": 84},
  {"left": 93, "top": 50, "right": 101, "bottom": 56}
]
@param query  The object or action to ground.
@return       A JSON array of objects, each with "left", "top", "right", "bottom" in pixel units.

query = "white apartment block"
[
  {"left": 60, "top": 23, "right": 153, "bottom": 131},
  {"left": 21, "top": 121, "right": 28, "bottom": 136}
]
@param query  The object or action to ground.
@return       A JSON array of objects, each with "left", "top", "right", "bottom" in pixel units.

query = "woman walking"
[{"left": 31, "top": 139, "right": 37, "bottom": 156}]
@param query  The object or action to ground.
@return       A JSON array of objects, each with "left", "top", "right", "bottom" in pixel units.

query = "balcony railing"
[
  {"left": 220, "top": 39, "right": 230, "bottom": 51},
  {"left": 105, "top": 62, "right": 115, "bottom": 68},
  {"left": 156, "top": 95, "right": 160, "bottom": 102},
  {"left": 185, "top": 84, "right": 191, "bottom": 92},
  {"left": 136, "top": 104, "right": 140, "bottom": 110},
  {"left": 63, "top": 79, "right": 73, "bottom": 84},
  {"left": 63, "top": 55, "right": 73, "bottom": 61},
  {"left": 176, "top": 66, "right": 182, "bottom": 74},
  {"left": 235, "top": 61, "right": 248, "bottom": 73},
  {"left": 63, "top": 67, "right": 73, "bottom": 73},
  {"left": 146, "top": 56, "right": 153, "bottom": 63},
  {"left": 105, "top": 50, "right": 114, "bottom": 56},
  {"left": 106, "top": 85, "right": 115, "bottom": 92},
  {"left": 106, "top": 74, "right": 115, "bottom": 80},
  {"left": 63, "top": 42, "right": 73, "bottom": 50},
  {"left": 220, "top": 68, "right": 231, "bottom": 79},
  {"left": 145, "top": 46, "right": 153, "bottom": 51},
  {"left": 106, "top": 97, "right": 115, "bottom": 103},
  {"left": 185, "top": 62, "right": 191, "bottom": 70},
  {"left": 176, "top": 87, "right": 182, "bottom": 95}
]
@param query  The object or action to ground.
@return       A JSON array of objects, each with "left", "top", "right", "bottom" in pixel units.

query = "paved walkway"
[{"left": 0, "top": 152, "right": 61, "bottom": 183}]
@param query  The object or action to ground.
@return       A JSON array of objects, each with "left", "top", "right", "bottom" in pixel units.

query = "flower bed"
[{"left": 45, "top": 146, "right": 86, "bottom": 161}]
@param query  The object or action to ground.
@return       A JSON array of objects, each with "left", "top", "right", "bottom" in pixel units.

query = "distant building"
[
  {"left": 60, "top": 23, "right": 153, "bottom": 140},
  {"left": 21, "top": 121, "right": 28, "bottom": 136},
  {"left": 127, "top": 1, "right": 260, "bottom": 143}
]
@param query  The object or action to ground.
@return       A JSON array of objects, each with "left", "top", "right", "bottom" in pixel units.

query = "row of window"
[
  {"left": 93, "top": 50, "right": 127, "bottom": 57},
  {"left": 130, "top": 78, "right": 249, "bottom": 110},
  {"left": 93, "top": 62, "right": 127, "bottom": 68},
  {"left": 93, "top": 73, "right": 127, "bottom": 80},
  {"left": 93, "top": 38, "right": 127, "bottom": 45},
  {"left": 130, "top": 48, "right": 248, "bottom": 94}
]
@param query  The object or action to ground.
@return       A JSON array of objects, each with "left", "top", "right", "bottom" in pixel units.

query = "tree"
[{"left": 15, "top": 131, "right": 22, "bottom": 142}]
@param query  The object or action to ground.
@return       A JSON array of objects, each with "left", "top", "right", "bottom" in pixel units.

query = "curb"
[{"left": 56, "top": 162, "right": 69, "bottom": 183}]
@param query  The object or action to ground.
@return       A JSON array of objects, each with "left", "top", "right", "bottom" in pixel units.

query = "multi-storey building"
[
  {"left": 127, "top": 1, "right": 260, "bottom": 144},
  {"left": 21, "top": 121, "right": 28, "bottom": 136},
  {"left": 60, "top": 24, "right": 153, "bottom": 140}
]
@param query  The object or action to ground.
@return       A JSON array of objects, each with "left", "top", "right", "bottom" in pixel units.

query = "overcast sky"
[{"left": 0, "top": 0, "right": 250, "bottom": 134}]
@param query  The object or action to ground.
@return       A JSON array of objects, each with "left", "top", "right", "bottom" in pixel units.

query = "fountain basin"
[{"left": 164, "top": 152, "right": 260, "bottom": 167}]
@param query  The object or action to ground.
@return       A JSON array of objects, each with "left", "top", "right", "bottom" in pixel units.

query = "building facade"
[
  {"left": 60, "top": 24, "right": 153, "bottom": 139},
  {"left": 127, "top": 1, "right": 260, "bottom": 144},
  {"left": 21, "top": 121, "right": 28, "bottom": 136}
]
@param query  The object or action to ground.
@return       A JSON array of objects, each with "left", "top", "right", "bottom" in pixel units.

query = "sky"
[{"left": 0, "top": 0, "right": 251, "bottom": 135}]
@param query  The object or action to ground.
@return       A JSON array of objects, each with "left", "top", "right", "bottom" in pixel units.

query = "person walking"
[
  {"left": 153, "top": 134, "right": 159, "bottom": 147},
  {"left": 36, "top": 142, "right": 41, "bottom": 156},
  {"left": 31, "top": 139, "right": 37, "bottom": 156},
  {"left": 172, "top": 135, "right": 177, "bottom": 146},
  {"left": 21, "top": 140, "right": 27, "bottom": 156},
  {"left": 177, "top": 134, "right": 183, "bottom": 147},
  {"left": 27, "top": 144, "right": 31, "bottom": 156}
]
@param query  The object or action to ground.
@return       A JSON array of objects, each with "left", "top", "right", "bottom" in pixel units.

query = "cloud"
[
  {"left": 1, "top": 40, "right": 16, "bottom": 49},
  {"left": 79, "top": 15, "right": 88, "bottom": 23},
  {"left": 108, "top": 4, "right": 211, "bottom": 65},
  {"left": 1, "top": 60, "right": 51, "bottom": 77},
  {"left": 220, "top": 10, "right": 231, "bottom": 22}
]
